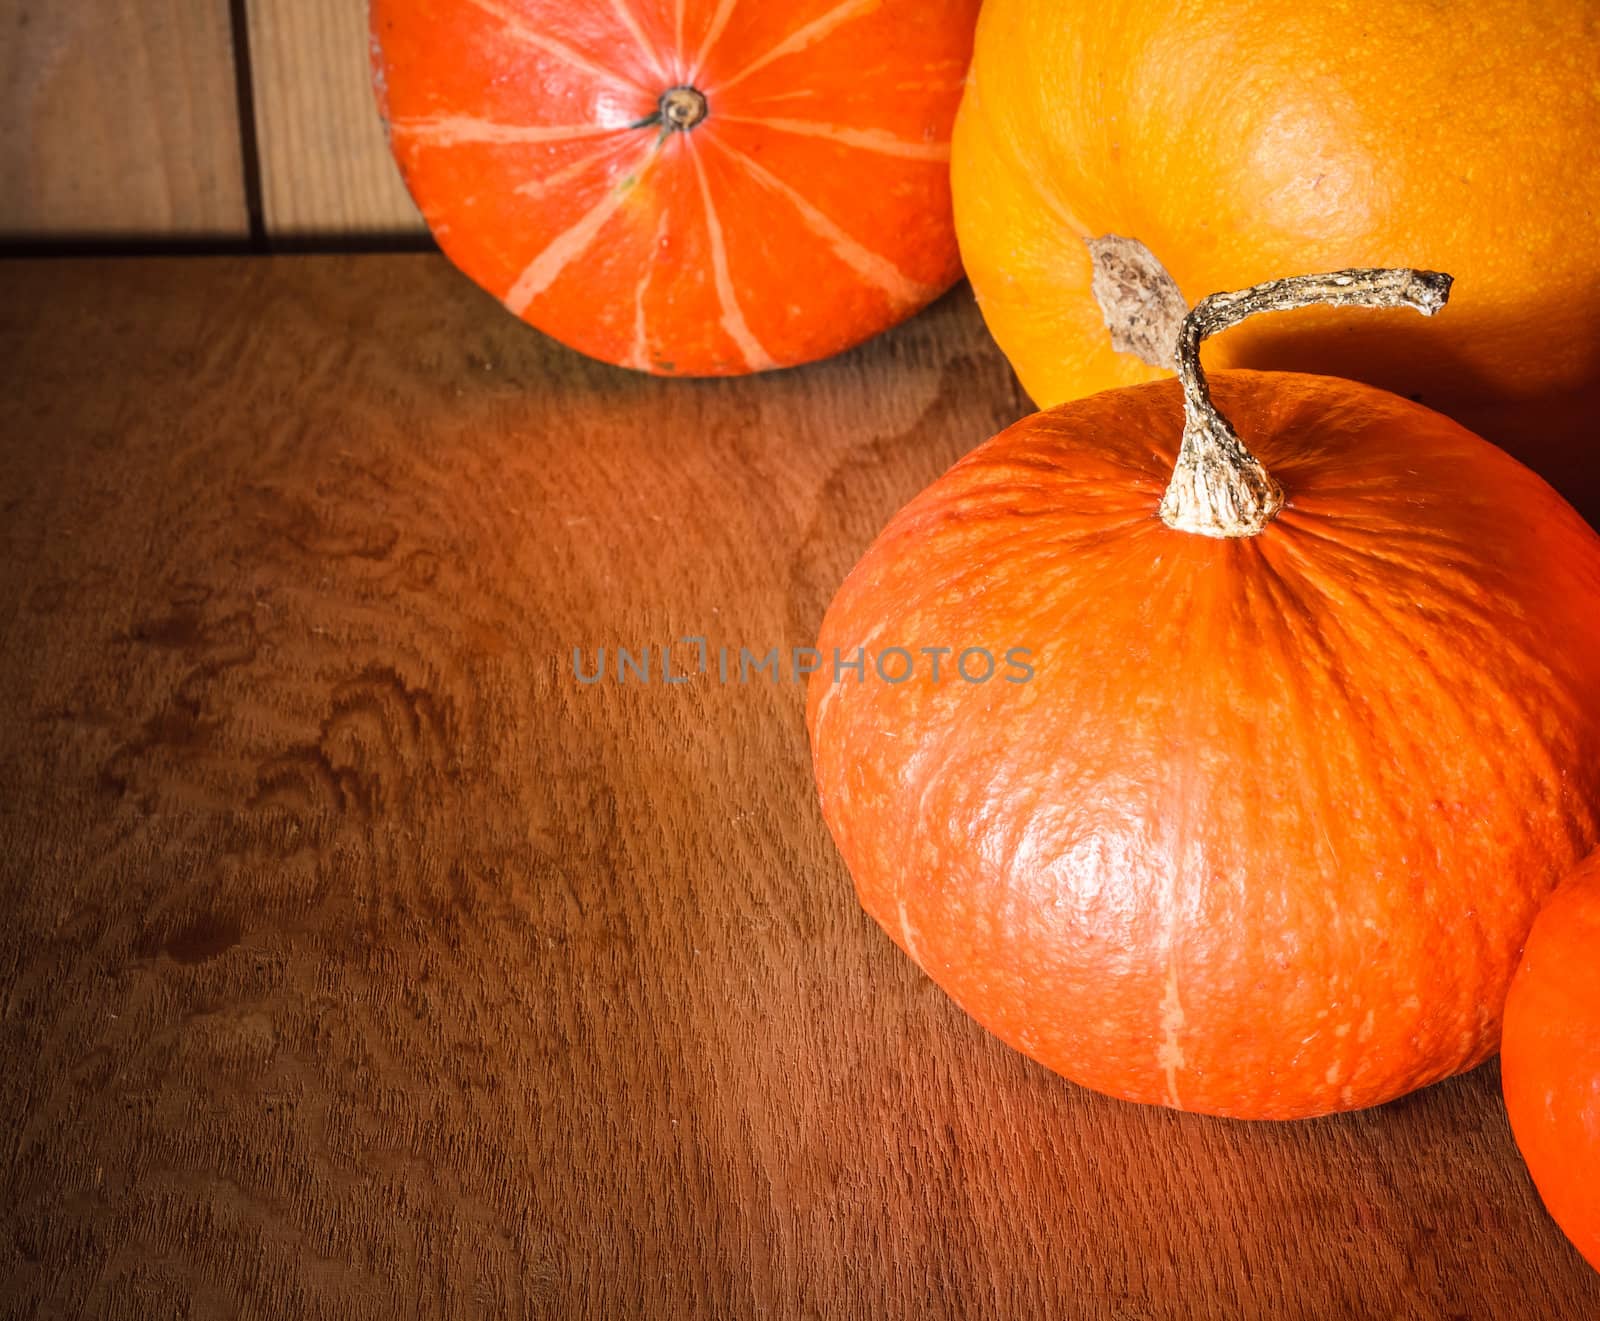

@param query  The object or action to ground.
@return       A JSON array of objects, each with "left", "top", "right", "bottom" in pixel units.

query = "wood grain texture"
[
  {"left": 0, "top": 0, "right": 247, "bottom": 240},
  {"left": 247, "top": 0, "right": 425, "bottom": 239},
  {"left": 1, "top": 254, "right": 1598, "bottom": 1319}
]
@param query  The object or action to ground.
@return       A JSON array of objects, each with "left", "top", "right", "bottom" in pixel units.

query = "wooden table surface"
[{"left": 1, "top": 255, "right": 1596, "bottom": 1320}]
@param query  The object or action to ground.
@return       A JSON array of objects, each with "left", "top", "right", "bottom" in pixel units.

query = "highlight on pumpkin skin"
[
  {"left": 1162, "top": 267, "right": 1453, "bottom": 539},
  {"left": 370, "top": 0, "right": 978, "bottom": 375}
]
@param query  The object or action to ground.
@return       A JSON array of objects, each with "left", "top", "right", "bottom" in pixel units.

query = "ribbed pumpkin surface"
[
  {"left": 809, "top": 371, "right": 1600, "bottom": 1119},
  {"left": 372, "top": 0, "right": 977, "bottom": 374}
]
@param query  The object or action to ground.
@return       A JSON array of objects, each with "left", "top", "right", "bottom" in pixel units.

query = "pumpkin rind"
[
  {"left": 1502, "top": 854, "right": 1600, "bottom": 1272},
  {"left": 950, "top": 0, "right": 1600, "bottom": 475},
  {"left": 807, "top": 371, "right": 1600, "bottom": 1120},
  {"left": 370, "top": 0, "right": 977, "bottom": 375}
]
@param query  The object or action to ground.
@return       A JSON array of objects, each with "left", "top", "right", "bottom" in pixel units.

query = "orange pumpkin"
[
  {"left": 1502, "top": 852, "right": 1600, "bottom": 1273},
  {"left": 950, "top": 0, "right": 1600, "bottom": 495},
  {"left": 370, "top": 0, "right": 978, "bottom": 375},
  {"left": 806, "top": 269, "right": 1600, "bottom": 1120}
]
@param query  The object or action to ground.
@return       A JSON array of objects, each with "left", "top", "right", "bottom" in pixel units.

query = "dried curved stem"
[{"left": 1159, "top": 268, "right": 1454, "bottom": 539}]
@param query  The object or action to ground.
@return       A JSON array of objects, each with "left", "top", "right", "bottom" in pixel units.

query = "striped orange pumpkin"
[{"left": 370, "top": 0, "right": 978, "bottom": 375}]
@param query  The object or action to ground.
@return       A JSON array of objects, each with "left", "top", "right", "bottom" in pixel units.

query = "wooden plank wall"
[
  {"left": 246, "top": 0, "right": 422, "bottom": 239},
  {"left": 0, "top": 0, "right": 425, "bottom": 245},
  {"left": 0, "top": 0, "right": 250, "bottom": 241}
]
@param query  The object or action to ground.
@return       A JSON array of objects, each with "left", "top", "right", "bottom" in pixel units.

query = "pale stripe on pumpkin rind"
[
  {"left": 513, "top": 137, "right": 641, "bottom": 201},
  {"left": 712, "top": 0, "right": 883, "bottom": 93},
  {"left": 716, "top": 115, "right": 951, "bottom": 161},
  {"left": 629, "top": 210, "right": 674, "bottom": 371},
  {"left": 688, "top": 148, "right": 776, "bottom": 371},
  {"left": 608, "top": 0, "right": 669, "bottom": 83},
  {"left": 389, "top": 117, "right": 622, "bottom": 147},
  {"left": 465, "top": 0, "right": 649, "bottom": 96},
  {"left": 689, "top": 0, "right": 740, "bottom": 83},
  {"left": 707, "top": 136, "right": 936, "bottom": 310},
  {"left": 1158, "top": 956, "right": 1186, "bottom": 1109},
  {"left": 503, "top": 137, "right": 661, "bottom": 316}
]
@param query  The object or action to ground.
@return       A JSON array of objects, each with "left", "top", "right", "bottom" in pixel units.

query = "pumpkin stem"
[
  {"left": 658, "top": 86, "right": 708, "bottom": 132},
  {"left": 1160, "top": 267, "right": 1453, "bottom": 539}
]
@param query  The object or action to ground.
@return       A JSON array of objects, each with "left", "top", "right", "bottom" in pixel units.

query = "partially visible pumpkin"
[
  {"left": 807, "top": 269, "right": 1600, "bottom": 1120},
  {"left": 950, "top": 0, "right": 1600, "bottom": 499},
  {"left": 1502, "top": 852, "right": 1600, "bottom": 1273},
  {"left": 370, "top": 0, "right": 979, "bottom": 376}
]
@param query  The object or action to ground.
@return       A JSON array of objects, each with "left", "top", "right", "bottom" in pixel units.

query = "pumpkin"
[
  {"left": 949, "top": 0, "right": 1600, "bottom": 490},
  {"left": 806, "top": 268, "right": 1600, "bottom": 1120},
  {"left": 369, "top": 0, "right": 978, "bottom": 375},
  {"left": 1502, "top": 852, "right": 1600, "bottom": 1273}
]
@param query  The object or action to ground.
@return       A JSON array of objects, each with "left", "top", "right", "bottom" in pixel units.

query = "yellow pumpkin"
[{"left": 951, "top": 0, "right": 1600, "bottom": 506}]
